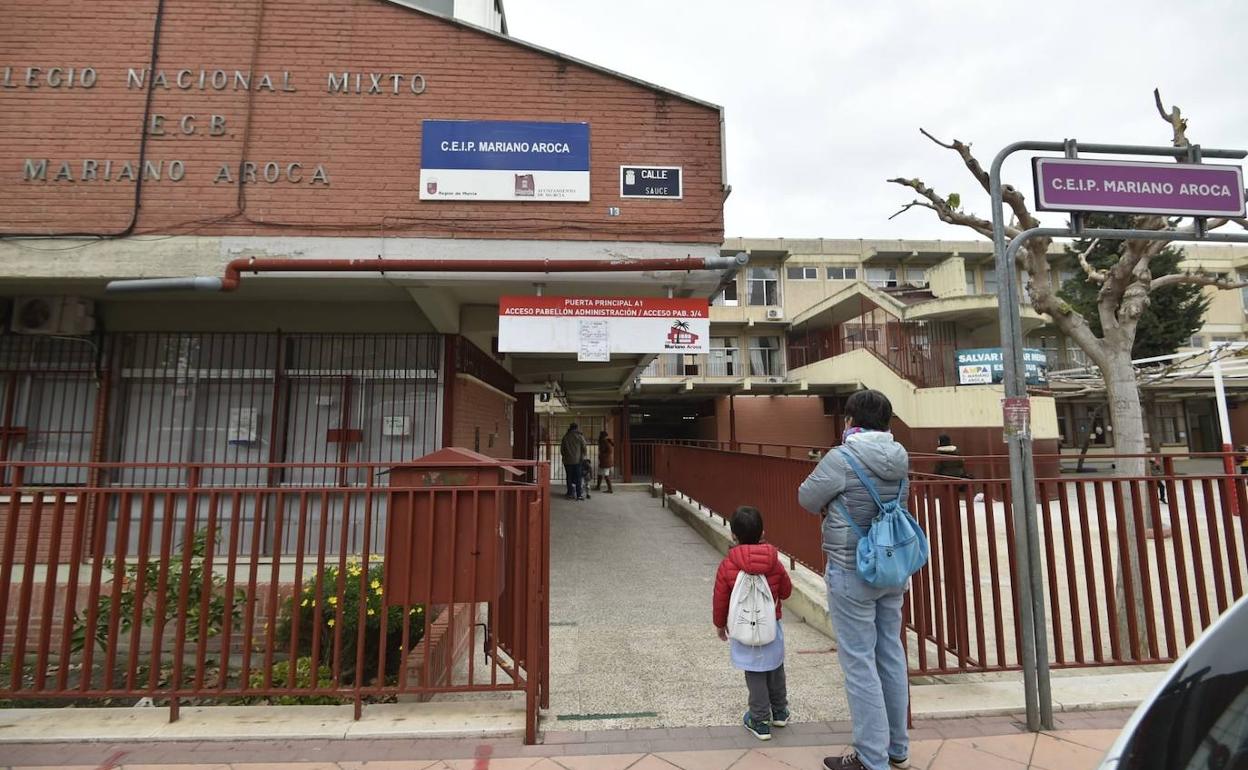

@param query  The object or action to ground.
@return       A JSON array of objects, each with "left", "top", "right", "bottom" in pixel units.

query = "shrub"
[
  {"left": 240, "top": 656, "right": 344, "bottom": 705},
  {"left": 276, "top": 560, "right": 424, "bottom": 685},
  {"left": 72, "top": 528, "right": 248, "bottom": 653}
]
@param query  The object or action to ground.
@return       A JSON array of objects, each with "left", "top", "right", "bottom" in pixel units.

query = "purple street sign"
[{"left": 1033, "top": 157, "right": 1245, "bottom": 217}]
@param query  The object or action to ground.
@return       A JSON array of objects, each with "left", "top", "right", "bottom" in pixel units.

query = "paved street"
[{"left": 0, "top": 709, "right": 1129, "bottom": 769}]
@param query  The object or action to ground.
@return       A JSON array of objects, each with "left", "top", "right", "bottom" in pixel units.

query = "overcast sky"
[{"left": 507, "top": 0, "right": 1248, "bottom": 241}]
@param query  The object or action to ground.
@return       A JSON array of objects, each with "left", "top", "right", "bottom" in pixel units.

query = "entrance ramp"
[{"left": 547, "top": 489, "right": 847, "bottom": 731}]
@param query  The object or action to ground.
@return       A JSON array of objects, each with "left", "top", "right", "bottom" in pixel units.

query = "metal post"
[
  {"left": 1212, "top": 356, "right": 1238, "bottom": 484},
  {"left": 989, "top": 146, "right": 1047, "bottom": 731}
]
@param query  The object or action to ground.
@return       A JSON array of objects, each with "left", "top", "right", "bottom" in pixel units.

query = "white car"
[{"left": 1099, "top": 593, "right": 1248, "bottom": 768}]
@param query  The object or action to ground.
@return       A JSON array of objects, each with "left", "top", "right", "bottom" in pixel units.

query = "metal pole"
[
  {"left": 989, "top": 143, "right": 1053, "bottom": 732},
  {"left": 1212, "top": 356, "right": 1238, "bottom": 484}
]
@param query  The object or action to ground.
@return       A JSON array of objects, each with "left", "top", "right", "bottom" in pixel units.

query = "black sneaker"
[
  {"left": 769, "top": 707, "right": 789, "bottom": 727},
  {"left": 823, "top": 752, "right": 867, "bottom": 770}
]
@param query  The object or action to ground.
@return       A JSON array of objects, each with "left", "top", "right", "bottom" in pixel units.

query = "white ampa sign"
[{"left": 497, "top": 296, "right": 709, "bottom": 359}]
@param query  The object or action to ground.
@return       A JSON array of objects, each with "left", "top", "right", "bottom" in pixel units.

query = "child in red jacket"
[{"left": 713, "top": 505, "right": 794, "bottom": 741}]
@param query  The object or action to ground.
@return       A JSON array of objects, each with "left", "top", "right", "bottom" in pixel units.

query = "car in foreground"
[{"left": 1099, "top": 593, "right": 1248, "bottom": 768}]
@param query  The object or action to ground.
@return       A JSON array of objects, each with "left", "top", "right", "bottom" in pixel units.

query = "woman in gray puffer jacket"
[{"left": 798, "top": 389, "right": 911, "bottom": 770}]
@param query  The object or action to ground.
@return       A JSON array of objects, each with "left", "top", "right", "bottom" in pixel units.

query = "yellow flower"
[
  {"left": 370, "top": 579, "right": 381, "bottom": 590},
  {"left": 309, "top": 599, "right": 317, "bottom": 608},
  {"left": 327, "top": 618, "right": 336, "bottom": 627},
  {"left": 374, "top": 585, "right": 383, "bottom": 596},
  {"left": 348, "top": 566, "right": 362, "bottom": 577},
  {"left": 327, "top": 595, "right": 338, "bottom": 606},
  {"left": 367, "top": 608, "right": 375, "bottom": 616},
  {"left": 300, "top": 598, "right": 309, "bottom": 608}
]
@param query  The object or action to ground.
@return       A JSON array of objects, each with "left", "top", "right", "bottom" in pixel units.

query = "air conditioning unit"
[
  {"left": 11, "top": 297, "right": 96, "bottom": 336},
  {"left": 765, "top": 308, "right": 784, "bottom": 320}
]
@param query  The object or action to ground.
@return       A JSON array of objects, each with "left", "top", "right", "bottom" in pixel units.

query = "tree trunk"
[{"left": 1104, "top": 353, "right": 1151, "bottom": 660}]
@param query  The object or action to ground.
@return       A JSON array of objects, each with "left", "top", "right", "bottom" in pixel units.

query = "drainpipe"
[{"left": 105, "top": 254, "right": 750, "bottom": 293}]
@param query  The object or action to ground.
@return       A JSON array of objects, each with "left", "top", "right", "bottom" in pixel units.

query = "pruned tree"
[
  {"left": 888, "top": 91, "right": 1248, "bottom": 484},
  {"left": 888, "top": 91, "right": 1248, "bottom": 658}
]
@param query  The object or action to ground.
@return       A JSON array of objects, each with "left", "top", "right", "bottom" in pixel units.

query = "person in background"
[
  {"left": 596, "top": 430, "right": 615, "bottom": 493},
  {"left": 931, "top": 434, "right": 967, "bottom": 479},
  {"left": 560, "top": 423, "right": 588, "bottom": 500}
]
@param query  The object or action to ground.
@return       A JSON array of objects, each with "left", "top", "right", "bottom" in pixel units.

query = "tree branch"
[
  {"left": 919, "top": 129, "right": 991, "bottom": 195},
  {"left": 1154, "top": 88, "right": 1190, "bottom": 148},
  {"left": 916, "top": 128, "right": 1038, "bottom": 231},
  {"left": 1150, "top": 270, "right": 1248, "bottom": 291},
  {"left": 885, "top": 177, "right": 999, "bottom": 239},
  {"left": 1072, "top": 238, "right": 1108, "bottom": 283}
]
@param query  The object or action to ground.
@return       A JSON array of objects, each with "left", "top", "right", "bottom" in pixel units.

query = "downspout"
[{"left": 106, "top": 253, "right": 750, "bottom": 293}]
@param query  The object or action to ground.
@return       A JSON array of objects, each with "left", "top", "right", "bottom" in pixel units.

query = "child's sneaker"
[
  {"left": 770, "top": 707, "right": 789, "bottom": 727},
  {"left": 742, "top": 712, "right": 772, "bottom": 741},
  {"left": 889, "top": 757, "right": 911, "bottom": 769}
]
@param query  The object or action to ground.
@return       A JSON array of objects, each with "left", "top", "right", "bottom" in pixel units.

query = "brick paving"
[{"left": 0, "top": 709, "right": 1129, "bottom": 769}]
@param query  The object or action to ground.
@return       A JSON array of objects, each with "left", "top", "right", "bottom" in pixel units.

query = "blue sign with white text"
[
  {"left": 421, "top": 120, "right": 590, "bottom": 171},
  {"left": 420, "top": 120, "right": 591, "bottom": 201}
]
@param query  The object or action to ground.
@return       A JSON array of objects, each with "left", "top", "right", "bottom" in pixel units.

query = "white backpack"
[{"left": 727, "top": 571, "right": 777, "bottom": 646}]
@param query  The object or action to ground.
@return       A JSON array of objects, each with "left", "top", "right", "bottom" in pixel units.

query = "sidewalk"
[{"left": 0, "top": 709, "right": 1129, "bottom": 769}]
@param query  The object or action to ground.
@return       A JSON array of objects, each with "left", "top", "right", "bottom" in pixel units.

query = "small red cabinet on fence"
[{"left": 384, "top": 447, "right": 518, "bottom": 604}]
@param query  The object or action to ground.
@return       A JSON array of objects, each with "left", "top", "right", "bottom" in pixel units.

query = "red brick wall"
[
  {"left": 1, "top": 0, "right": 723, "bottom": 243},
  {"left": 449, "top": 376, "right": 513, "bottom": 458},
  {"left": 0, "top": 495, "right": 90, "bottom": 566}
]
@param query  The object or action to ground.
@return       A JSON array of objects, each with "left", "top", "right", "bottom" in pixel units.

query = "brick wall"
[
  {"left": 449, "top": 376, "right": 514, "bottom": 458},
  {"left": 0, "top": 495, "right": 91, "bottom": 566},
  {"left": 1, "top": 0, "right": 724, "bottom": 243}
]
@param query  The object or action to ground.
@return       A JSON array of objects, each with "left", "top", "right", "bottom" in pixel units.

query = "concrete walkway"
[
  {"left": 547, "top": 487, "right": 848, "bottom": 731},
  {"left": 0, "top": 709, "right": 1131, "bottom": 768}
]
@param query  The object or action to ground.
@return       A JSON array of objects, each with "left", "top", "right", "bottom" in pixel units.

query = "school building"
[
  {"left": 623, "top": 237, "right": 1248, "bottom": 463},
  {"left": 0, "top": 0, "right": 738, "bottom": 487}
]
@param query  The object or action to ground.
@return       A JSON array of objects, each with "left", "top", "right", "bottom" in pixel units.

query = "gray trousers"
[{"left": 744, "top": 664, "right": 788, "bottom": 722}]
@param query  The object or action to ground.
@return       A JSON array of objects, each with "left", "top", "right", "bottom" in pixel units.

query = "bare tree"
[{"left": 889, "top": 91, "right": 1248, "bottom": 657}]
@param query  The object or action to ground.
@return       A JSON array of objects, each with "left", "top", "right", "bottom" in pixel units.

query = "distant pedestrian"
[
  {"left": 931, "top": 434, "right": 967, "bottom": 479},
  {"left": 580, "top": 457, "right": 593, "bottom": 499},
  {"left": 799, "top": 389, "right": 912, "bottom": 770},
  {"left": 712, "top": 506, "right": 793, "bottom": 742},
  {"left": 595, "top": 430, "right": 615, "bottom": 493},
  {"left": 559, "top": 423, "right": 588, "bottom": 500}
]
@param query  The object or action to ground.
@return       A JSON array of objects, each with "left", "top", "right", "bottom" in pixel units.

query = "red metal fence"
[
  {"left": 0, "top": 460, "right": 550, "bottom": 743},
  {"left": 654, "top": 444, "right": 1248, "bottom": 676}
]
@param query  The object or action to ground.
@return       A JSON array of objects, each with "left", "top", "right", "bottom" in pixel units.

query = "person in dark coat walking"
[
  {"left": 559, "top": 423, "right": 588, "bottom": 500},
  {"left": 595, "top": 430, "right": 615, "bottom": 493}
]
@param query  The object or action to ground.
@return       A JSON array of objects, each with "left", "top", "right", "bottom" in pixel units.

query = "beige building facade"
[{"left": 634, "top": 237, "right": 1248, "bottom": 460}]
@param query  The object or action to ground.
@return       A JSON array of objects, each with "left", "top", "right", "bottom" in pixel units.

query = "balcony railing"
[
  {"left": 786, "top": 296, "right": 957, "bottom": 388},
  {"left": 640, "top": 354, "right": 773, "bottom": 379}
]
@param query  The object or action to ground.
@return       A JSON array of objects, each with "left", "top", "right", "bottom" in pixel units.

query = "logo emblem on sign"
[
  {"left": 514, "top": 173, "right": 535, "bottom": 196},
  {"left": 665, "top": 320, "right": 700, "bottom": 348},
  {"left": 426, "top": 179, "right": 438, "bottom": 195}
]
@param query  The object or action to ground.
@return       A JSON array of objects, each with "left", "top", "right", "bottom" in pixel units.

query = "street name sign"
[{"left": 1033, "top": 157, "right": 1245, "bottom": 217}]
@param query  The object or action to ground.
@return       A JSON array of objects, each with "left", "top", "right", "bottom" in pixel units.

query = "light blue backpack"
[{"left": 833, "top": 447, "right": 929, "bottom": 589}]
